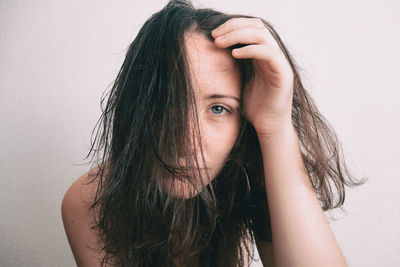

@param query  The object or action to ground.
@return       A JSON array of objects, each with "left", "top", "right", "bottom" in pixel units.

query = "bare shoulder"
[{"left": 61, "top": 167, "right": 104, "bottom": 267}]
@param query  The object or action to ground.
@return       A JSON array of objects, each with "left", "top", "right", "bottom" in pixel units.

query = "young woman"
[{"left": 61, "top": 0, "right": 366, "bottom": 266}]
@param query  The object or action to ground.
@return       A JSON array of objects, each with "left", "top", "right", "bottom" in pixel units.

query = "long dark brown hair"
[{"left": 83, "top": 0, "right": 367, "bottom": 266}]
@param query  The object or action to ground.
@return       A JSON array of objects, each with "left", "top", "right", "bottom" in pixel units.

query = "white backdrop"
[{"left": 1, "top": 0, "right": 399, "bottom": 266}]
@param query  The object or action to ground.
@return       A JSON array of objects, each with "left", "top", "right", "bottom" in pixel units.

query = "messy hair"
[{"left": 83, "top": 0, "right": 367, "bottom": 266}]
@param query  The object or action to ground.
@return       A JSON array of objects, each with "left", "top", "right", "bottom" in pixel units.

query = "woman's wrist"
[{"left": 255, "top": 120, "right": 297, "bottom": 145}]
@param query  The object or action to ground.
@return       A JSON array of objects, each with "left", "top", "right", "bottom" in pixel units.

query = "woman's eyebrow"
[{"left": 205, "top": 94, "right": 240, "bottom": 103}]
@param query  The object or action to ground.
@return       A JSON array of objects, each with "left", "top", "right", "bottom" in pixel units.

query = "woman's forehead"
[
  {"left": 184, "top": 31, "right": 241, "bottom": 97},
  {"left": 184, "top": 31, "right": 237, "bottom": 70}
]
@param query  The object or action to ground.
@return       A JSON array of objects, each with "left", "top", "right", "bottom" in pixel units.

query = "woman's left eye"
[{"left": 210, "top": 105, "right": 229, "bottom": 115}]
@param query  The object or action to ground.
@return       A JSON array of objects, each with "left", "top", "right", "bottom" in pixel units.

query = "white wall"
[{"left": 1, "top": 0, "right": 399, "bottom": 266}]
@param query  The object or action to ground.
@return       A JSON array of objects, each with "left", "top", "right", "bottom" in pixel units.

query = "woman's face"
[{"left": 165, "top": 31, "right": 242, "bottom": 199}]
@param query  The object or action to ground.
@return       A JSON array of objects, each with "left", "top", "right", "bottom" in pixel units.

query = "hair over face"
[{"left": 84, "top": 0, "right": 367, "bottom": 266}]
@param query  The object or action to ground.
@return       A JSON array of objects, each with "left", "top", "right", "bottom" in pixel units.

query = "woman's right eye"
[{"left": 211, "top": 105, "right": 229, "bottom": 115}]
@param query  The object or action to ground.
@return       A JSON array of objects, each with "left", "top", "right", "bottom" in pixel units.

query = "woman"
[{"left": 61, "top": 0, "right": 366, "bottom": 266}]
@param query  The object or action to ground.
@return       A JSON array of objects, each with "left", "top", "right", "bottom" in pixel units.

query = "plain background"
[{"left": 1, "top": 0, "right": 399, "bottom": 266}]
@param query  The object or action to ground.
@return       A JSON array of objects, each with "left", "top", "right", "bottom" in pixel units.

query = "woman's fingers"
[
  {"left": 214, "top": 26, "right": 285, "bottom": 63},
  {"left": 214, "top": 27, "right": 266, "bottom": 47},
  {"left": 211, "top": 17, "right": 278, "bottom": 49},
  {"left": 232, "top": 44, "right": 275, "bottom": 61},
  {"left": 213, "top": 26, "right": 279, "bottom": 52},
  {"left": 212, "top": 19, "right": 289, "bottom": 76},
  {"left": 211, "top": 17, "right": 265, "bottom": 38},
  {"left": 231, "top": 44, "right": 289, "bottom": 75}
]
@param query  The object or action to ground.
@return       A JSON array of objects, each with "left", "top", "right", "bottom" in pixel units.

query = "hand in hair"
[{"left": 211, "top": 17, "right": 294, "bottom": 138}]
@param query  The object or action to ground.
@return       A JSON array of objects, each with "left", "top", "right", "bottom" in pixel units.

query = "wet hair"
[{"left": 83, "top": 0, "right": 367, "bottom": 266}]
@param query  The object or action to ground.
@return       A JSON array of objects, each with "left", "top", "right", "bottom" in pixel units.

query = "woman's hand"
[{"left": 211, "top": 18, "right": 294, "bottom": 138}]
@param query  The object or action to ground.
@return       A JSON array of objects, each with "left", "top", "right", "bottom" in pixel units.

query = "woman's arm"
[
  {"left": 212, "top": 17, "right": 347, "bottom": 266},
  {"left": 61, "top": 170, "right": 105, "bottom": 267},
  {"left": 257, "top": 123, "right": 347, "bottom": 267}
]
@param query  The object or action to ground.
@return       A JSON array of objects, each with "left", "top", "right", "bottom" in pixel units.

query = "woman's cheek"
[{"left": 203, "top": 120, "right": 239, "bottom": 156}]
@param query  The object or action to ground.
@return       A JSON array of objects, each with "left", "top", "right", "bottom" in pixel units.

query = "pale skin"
[
  {"left": 159, "top": 29, "right": 242, "bottom": 199},
  {"left": 62, "top": 17, "right": 348, "bottom": 266},
  {"left": 211, "top": 18, "right": 348, "bottom": 266}
]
